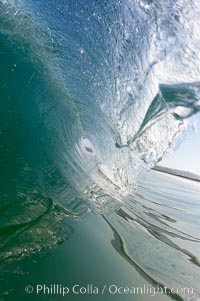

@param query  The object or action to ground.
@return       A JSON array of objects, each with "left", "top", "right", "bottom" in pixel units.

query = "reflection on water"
[
  {"left": 1, "top": 171, "right": 200, "bottom": 301},
  {"left": 106, "top": 171, "right": 200, "bottom": 300},
  {"left": 0, "top": 1, "right": 200, "bottom": 300}
]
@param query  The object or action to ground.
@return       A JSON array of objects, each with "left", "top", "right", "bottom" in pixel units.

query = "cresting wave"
[
  {"left": 1, "top": 0, "right": 199, "bottom": 208},
  {"left": 0, "top": 1, "right": 200, "bottom": 299}
]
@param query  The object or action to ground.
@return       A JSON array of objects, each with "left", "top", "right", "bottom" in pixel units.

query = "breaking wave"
[{"left": 0, "top": 0, "right": 200, "bottom": 299}]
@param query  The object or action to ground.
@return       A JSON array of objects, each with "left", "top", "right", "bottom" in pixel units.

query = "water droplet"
[{"left": 80, "top": 48, "right": 84, "bottom": 54}]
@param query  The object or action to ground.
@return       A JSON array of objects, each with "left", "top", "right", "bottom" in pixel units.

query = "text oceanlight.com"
[{"left": 25, "top": 283, "right": 194, "bottom": 297}]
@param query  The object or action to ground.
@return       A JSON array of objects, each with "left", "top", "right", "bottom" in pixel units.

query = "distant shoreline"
[{"left": 152, "top": 166, "right": 200, "bottom": 182}]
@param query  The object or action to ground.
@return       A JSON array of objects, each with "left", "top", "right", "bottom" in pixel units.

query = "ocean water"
[
  {"left": 1, "top": 171, "right": 200, "bottom": 301},
  {"left": 0, "top": 1, "right": 200, "bottom": 300}
]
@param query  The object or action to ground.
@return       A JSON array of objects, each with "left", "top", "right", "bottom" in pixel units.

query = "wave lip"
[{"left": 0, "top": 3, "right": 200, "bottom": 297}]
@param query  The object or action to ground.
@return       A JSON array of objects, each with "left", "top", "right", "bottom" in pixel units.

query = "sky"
[{"left": 160, "top": 126, "right": 200, "bottom": 175}]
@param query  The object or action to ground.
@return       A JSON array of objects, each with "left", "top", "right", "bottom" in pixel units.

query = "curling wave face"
[{"left": 0, "top": 0, "right": 200, "bottom": 298}]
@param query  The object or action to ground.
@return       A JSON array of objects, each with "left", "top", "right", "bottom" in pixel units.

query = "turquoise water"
[{"left": 0, "top": 1, "right": 200, "bottom": 300}]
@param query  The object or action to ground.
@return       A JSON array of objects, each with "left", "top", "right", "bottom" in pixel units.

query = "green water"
[
  {"left": 2, "top": 171, "right": 199, "bottom": 301},
  {"left": 1, "top": 1, "right": 200, "bottom": 300},
  {"left": 2, "top": 211, "right": 169, "bottom": 301}
]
